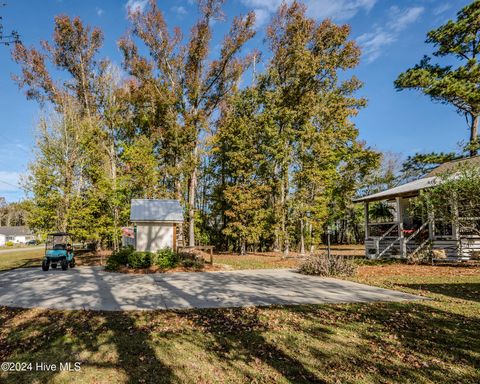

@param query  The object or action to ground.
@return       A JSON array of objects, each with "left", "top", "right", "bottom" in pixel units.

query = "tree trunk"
[
  {"left": 308, "top": 222, "right": 314, "bottom": 254},
  {"left": 240, "top": 237, "right": 246, "bottom": 255},
  {"left": 470, "top": 114, "right": 479, "bottom": 156},
  {"left": 188, "top": 147, "right": 198, "bottom": 246},
  {"left": 281, "top": 155, "right": 289, "bottom": 258},
  {"left": 299, "top": 218, "right": 305, "bottom": 255},
  {"left": 110, "top": 140, "right": 119, "bottom": 252}
]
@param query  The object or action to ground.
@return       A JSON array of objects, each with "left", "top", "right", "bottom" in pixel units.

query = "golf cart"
[{"left": 42, "top": 232, "right": 75, "bottom": 271}]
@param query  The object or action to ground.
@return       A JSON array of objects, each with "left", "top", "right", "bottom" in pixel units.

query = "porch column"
[
  {"left": 428, "top": 211, "right": 435, "bottom": 241},
  {"left": 452, "top": 197, "right": 460, "bottom": 240},
  {"left": 451, "top": 195, "right": 461, "bottom": 255},
  {"left": 396, "top": 197, "right": 406, "bottom": 257},
  {"left": 364, "top": 202, "right": 369, "bottom": 239}
]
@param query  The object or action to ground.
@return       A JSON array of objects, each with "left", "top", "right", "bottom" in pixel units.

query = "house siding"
[{"left": 135, "top": 222, "right": 174, "bottom": 252}]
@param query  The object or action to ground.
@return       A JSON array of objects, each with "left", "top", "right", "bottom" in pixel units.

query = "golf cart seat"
[{"left": 53, "top": 243, "right": 66, "bottom": 250}]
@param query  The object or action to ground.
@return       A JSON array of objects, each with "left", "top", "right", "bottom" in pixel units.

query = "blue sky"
[{"left": 0, "top": 0, "right": 472, "bottom": 201}]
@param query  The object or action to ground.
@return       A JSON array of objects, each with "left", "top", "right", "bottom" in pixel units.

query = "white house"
[
  {"left": 0, "top": 226, "right": 35, "bottom": 246},
  {"left": 355, "top": 156, "right": 480, "bottom": 260},
  {"left": 130, "top": 199, "right": 184, "bottom": 252}
]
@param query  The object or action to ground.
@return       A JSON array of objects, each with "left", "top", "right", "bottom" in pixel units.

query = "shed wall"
[{"left": 135, "top": 222, "right": 174, "bottom": 252}]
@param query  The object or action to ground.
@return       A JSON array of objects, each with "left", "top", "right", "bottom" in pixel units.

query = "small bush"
[
  {"left": 5, "top": 241, "right": 14, "bottom": 247},
  {"left": 298, "top": 254, "right": 356, "bottom": 277},
  {"left": 178, "top": 252, "right": 205, "bottom": 269},
  {"left": 114, "top": 246, "right": 134, "bottom": 265},
  {"left": 180, "top": 258, "right": 205, "bottom": 269},
  {"left": 105, "top": 258, "right": 120, "bottom": 271},
  {"left": 154, "top": 247, "right": 178, "bottom": 269},
  {"left": 128, "top": 251, "right": 153, "bottom": 269},
  {"left": 105, "top": 246, "right": 134, "bottom": 270}
]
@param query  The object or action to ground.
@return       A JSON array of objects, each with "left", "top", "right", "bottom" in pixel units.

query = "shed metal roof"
[
  {"left": 354, "top": 176, "right": 439, "bottom": 203},
  {"left": 130, "top": 199, "right": 184, "bottom": 222}
]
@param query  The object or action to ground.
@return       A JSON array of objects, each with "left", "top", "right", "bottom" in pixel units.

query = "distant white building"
[
  {"left": 0, "top": 226, "right": 35, "bottom": 246},
  {"left": 129, "top": 199, "right": 184, "bottom": 252}
]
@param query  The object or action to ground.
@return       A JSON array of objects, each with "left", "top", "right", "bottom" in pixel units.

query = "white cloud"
[
  {"left": 357, "top": 6, "right": 424, "bottom": 63},
  {"left": 125, "top": 0, "right": 149, "bottom": 14},
  {"left": 0, "top": 171, "right": 21, "bottom": 192},
  {"left": 253, "top": 8, "right": 271, "bottom": 28},
  {"left": 433, "top": 3, "right": 452, "bottom": 16},
  {"left": 241, "top": 0, "right": 377, "bottom": 28},
  {"left": 171, "top": 5, "right": 187, "bottom": 16},
  {"left": 390, "top": 6, "right": 424, "bottom": 32},
  {"left": 357, "top": 29, "right": 396, "bottom": 63},
  {"left": 96, "top": 7, "right": 104, "bottom": 16},
  {"left": 306, "top": 0, "right": 376, "bottom": 20}
]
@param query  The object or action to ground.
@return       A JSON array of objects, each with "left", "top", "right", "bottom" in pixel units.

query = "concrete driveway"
[{"left": 0, "top": 266, "right": 422, "bottom": 311}]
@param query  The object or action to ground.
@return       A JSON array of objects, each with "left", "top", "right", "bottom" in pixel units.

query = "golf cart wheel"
[
  {"left": 51, "top": 263, "right": 57, "bottom": 269},
  {"left": 41, "top": 260, "right": 50, "bottom": 271},
  {"left": 61, "top": 259, "right": 68, "bottom": 270},
  {"left": 69, "top": 258, "right": 75, "bottom": 268}
]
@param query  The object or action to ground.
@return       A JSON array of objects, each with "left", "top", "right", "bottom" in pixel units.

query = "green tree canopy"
[
  {"left": 395, "top": 1, "right": 480, "bottom": 155},
  {"left": 400, "top": 151, "right": 459, "bottom": 181}
]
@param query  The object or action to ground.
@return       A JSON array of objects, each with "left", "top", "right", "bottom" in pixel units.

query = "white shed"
[{"left": 130, "top": 199, "right": 184, "bottom": 252}]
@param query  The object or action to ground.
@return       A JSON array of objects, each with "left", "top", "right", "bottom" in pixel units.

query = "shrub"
[
  {"left": 5, "top": 241, "right": 14, "bottom": 247},
  {"left": 154, "top": 247, "right": 178, "bottom": 269},
  {"left": 128, "top": 251, "right": 153, "bottom": 269},
  {"left": 298, "top": 253, "right": 356, "bottom": 277},
  {"left": 105, "top": 258, "right": 120, "bottom": 271},
  {"left": 179, "top": 252, "right": 205, "bottom": 269},
  {"left": 113, "top": 246, "right": 134, "bottom": 265},
  {"left": 105, "top": 246, "right": 134, "bottom": 270}
]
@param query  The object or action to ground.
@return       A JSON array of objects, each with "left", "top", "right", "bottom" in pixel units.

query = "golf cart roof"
[{"left": 48, "top": 232, "right": 71, "bottom": 236}]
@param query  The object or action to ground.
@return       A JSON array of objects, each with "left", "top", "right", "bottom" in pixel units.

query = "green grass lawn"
[
  {"left": 0, "top": 261, "right": 479, "bottom": 383},
  {"left": 214, "top": 253, "right": 299, "bottom": 270},
  {"left": 0, "top": 248, "right": 44, "bottom": 271}
]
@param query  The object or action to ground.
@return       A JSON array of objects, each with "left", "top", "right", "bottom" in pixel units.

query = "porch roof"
[{"left": 354, "top": 176, "right": 439, "bottom": 203}]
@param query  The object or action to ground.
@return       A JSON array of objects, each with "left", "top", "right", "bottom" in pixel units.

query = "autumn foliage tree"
[
  {"left": 13, "top": 0, "right": 379, "bottom": 252},
  {"left": 120, "top": 0, "right": 255, "bottom": 246}
]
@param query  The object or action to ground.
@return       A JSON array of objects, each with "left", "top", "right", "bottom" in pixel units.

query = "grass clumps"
[{"left": 298, "top": 253, "right": 356, "bottom": 277}]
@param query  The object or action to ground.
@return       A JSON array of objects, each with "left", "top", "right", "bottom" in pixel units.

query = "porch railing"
[
  {"left": 405, "top": 220, "right": 431, "bottom": 258},
  {"left": 370, "top": 223, "right": 399, "bottom": 258}
]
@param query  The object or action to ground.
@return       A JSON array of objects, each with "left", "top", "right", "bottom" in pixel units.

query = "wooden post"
[
  {"left": 364, "top": 202, "right": 369, "bottom": 239},
  {"left": 452, "top": 198, "right": 460, "bottom": 240},
  {"left": 173, "top": 224, "right": 177, "bottom": 252},
  {"left": 428, "top": 211, "right": 435, "bottom": 241},
  {"left": 451, "top": 194, "right": 461, "bottom": 256},
  {"left": 396, "top": 197, "right": 406, "bottom": 258}
]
